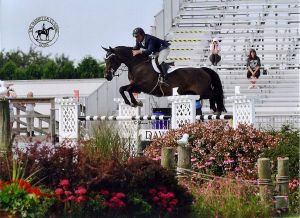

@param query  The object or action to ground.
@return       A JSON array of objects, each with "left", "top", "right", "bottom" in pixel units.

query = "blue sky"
[{"left": 0, "top": 0, "right": 163, "bottom": 63}]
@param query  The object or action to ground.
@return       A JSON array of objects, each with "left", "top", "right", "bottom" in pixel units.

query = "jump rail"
[{"left": 78, "top": 114, "right": 233, "bottom": 121}]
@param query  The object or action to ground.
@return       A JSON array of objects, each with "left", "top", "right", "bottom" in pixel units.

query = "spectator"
[
  {"left": 209, "top": 38, "right": 221, "bottom": 66},
  {"left": 26, "top": 91, "right": 35, "bottom": 137},
  {"left": 247, "top": 48, "right": 261, "bottom": 89}
]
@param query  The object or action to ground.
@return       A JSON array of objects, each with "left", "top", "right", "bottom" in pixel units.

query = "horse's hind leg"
[{"left": 209, "top": 98, "right": 217, "bottom": 113}]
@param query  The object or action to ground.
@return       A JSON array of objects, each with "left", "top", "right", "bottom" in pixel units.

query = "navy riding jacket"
[{"left": 134, "top": 34, "right": 170, "bottom": 56}]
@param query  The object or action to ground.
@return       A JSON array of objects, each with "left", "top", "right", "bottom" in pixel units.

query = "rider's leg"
[{"left": 158, "top": 47, "right": 171, "bottom": 79}]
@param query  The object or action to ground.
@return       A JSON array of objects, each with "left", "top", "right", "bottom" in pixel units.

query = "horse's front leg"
[
  {"left": 128, "top": 85, "right": 143, "bottom": 107},
  {"left": 119, "top": 85, "right": 131, "bottom": 105}
]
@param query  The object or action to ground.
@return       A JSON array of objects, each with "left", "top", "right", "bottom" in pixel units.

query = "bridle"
[{"left": 104, "top": 53, "right": 121, "bottom": 77}]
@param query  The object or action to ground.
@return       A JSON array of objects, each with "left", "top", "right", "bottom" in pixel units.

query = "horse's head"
[{"left": 102, "top": 46, "right": 122, "bottom": 81}]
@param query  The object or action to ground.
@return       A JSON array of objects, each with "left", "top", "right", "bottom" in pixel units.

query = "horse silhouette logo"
[{"left": 28, "top": 16, "right": 59, "bottom": 47}]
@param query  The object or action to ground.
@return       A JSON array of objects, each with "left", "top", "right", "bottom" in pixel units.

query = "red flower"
[
  {"left": 64, "top": 190, "right": 73, "bottom": 196},
  {"left": 169, "top": 198, "right": 178, "bottom": 206},
  {"left": 67, "top": 195, "right": 76, "bottom": 201},
  {"left": 100, "top": 189, "right": 109, "bottom": 196},
  {"left": 75, "top": 186, "right": 87, "bottom": 195},
  {"left": 18, "top": 179, "right": 32, "bottom": 190},
  {"left": 114, "top": 192, "right": 125, "bottom": 198},
  {"left": 166, "top": 192, "right": 175, "bottom": 198},
  {"left": 55, "top": 188, "right": 64, "bottom": 195},
  {"left": 27, "top": 187, "right": 42, "bottom": 197},
  {"left": 76, "top": 196, "right": 87, "bottom": 203},
  {"left": 59, "top": 179, "right": 70, "bottom": 187}
]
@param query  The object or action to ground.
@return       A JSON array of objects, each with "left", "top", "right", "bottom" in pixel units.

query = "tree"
[
  {"left": 0, "top": 60, "right": 17, "bottom": 80},
  {"left": 77, "top": 56, "right": 103, "bottom": 78},
  {"left": 42, "top": 61, "right": 59, "bottom": 79},
  {"left": 25, "top": 64, "right": 42, "bottom": 79}
]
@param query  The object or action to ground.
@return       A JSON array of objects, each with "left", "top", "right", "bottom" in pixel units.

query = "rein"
[{"left": 149, "top": 77, "right": 165, "bottom": 96}]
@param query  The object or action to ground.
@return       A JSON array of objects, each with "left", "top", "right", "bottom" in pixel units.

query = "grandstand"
[{"left": 151, "top": 0, "right": 300, "bottom": 129}]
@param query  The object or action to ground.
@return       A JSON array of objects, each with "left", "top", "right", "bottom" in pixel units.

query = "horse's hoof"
[
  {"left": 137, "top": 101, "right": 143, "bottom": 107},
  {"left": 213, "top": 111, "right": 221, "bottom": 116},
  {"left": 130, "top": 103, "right": 137, "bottom": 108}
]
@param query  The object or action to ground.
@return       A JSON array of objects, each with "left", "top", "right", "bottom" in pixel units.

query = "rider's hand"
[{"left": 132, "top": 50, "right": 142, "bottom": 56}]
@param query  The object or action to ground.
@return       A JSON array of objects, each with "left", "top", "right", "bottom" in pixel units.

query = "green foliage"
[
  {"left": 77, "top": 56, "right": 104, "bottom": 78},
  {"left": 0, "top": 181, "right": 54, "bottom": 218},
  {"left": 191, "top": 179, "right": 271, "bottom": 218},
  {"left": 127, "top": 193, "right": 152, "bottom": 216},
  {"left": 0, "top": 48, "right": 104, "bottom": 80},
  {"left": 263, "top": 125, "right": 299, "bottom": 179},
  {"left": 85, "top": 121, "right": 131, "bottom": 162}
]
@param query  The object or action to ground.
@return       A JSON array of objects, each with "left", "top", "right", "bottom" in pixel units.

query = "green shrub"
[{"left": 263, "top": 125, "right": 299, "bottom": 179}]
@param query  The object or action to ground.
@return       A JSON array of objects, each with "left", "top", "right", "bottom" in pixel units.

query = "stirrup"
[{"left": 158, "top": 74, "right": 169, "bottom": 86}]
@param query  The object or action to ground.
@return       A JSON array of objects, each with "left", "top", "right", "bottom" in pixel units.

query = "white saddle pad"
[{"left": 151, "top": 59, "right": 185, "bottom": 74}]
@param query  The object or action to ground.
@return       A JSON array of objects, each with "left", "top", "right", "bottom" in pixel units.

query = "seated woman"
[
  {"left": 246, "top": 49, "right": 261, "bottom": 89},
  {"left": 209, "top": 38, "right": 221, "bottom": 66}
]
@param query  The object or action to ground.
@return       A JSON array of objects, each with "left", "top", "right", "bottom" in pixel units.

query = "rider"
[{"left": 132, "top": 27, "right": 171, "bottom": 82}]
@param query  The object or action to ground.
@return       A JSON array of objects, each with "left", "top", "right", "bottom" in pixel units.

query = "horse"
[
  {"left": 35, "top": 27, "right": 54, "bottom": 41},
  {"left": 102, "top": 46, "right": 227, "bottom": 114}
]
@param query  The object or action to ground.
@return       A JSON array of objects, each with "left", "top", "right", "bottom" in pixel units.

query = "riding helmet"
[{"left": 133, "top": 27, "right": 145, "bottom": 37}]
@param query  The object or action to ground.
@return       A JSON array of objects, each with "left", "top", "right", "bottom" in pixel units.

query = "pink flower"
[
  {"left": 205, "top": 161, "right": 212, "bottom": 166},
  {"left": 55, "top": 188, "right": 64, "bottom": 195},
  {"left": 209, "top": 157, "right": 216, "bottom": 160},
  {"left": 75, "top": 186, "right": 87, "bottom": 195},
  {"left": 59, "top": 179, "right": 70, "bottom": 187},
  {"left": 152, "top": 156, "right": 161, "bottom": 161},
  {"left": 191, "top": 158, "right": 197, "bottom": 162},
  {"left": 235, "top": 167, "right": 241, "bottom": 172}
]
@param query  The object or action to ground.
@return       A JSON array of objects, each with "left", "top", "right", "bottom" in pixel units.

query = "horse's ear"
[
  {"left": 109, "top": 46, "right": 115, "bottom": 53},
  {"left": 101, "top": 46, "right": 109, "bottom": 52}
]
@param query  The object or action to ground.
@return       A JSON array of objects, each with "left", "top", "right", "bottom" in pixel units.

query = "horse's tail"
[{"left": 202, "top": 67, "right": 227, "bottom": 112}]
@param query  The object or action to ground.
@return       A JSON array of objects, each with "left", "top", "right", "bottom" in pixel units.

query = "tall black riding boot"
[{"left": 159, "top": 62, "right": 170, "bottom": 82}]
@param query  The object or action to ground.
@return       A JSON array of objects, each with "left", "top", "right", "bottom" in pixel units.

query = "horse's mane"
[{"left": 114, "top": 46, "right": 150, "bottom": 63}]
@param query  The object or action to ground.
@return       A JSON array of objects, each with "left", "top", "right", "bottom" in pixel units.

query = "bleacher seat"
[{"left": 164, "top": 0, "right": 300, "bottom": 128}]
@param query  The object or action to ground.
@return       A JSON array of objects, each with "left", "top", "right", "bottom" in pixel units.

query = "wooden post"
[
  {"left": 258, "top": 158, "right": 272, "bottom": 201},
  {"left": 177, "top": 146, "right": 191, "bottom": 173},
  {"left": 277, "top": 157, "right": 289, "bottom": 196},
  {"left": 0, "top": 100, "right": 10, "bottom": 151},
  {"left": 275, "top": 157, "right": 289, "bottom": 212},
  {"left": 161, "top": 147, "right": 175, "bottom": 170},
  {"left": 50, "top": 99, "right": 56, "bottom": 144}
]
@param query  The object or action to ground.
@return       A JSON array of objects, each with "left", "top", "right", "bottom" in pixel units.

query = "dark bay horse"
[{"left": 102, "top": 46, "right": 226, "bottom": 114}]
